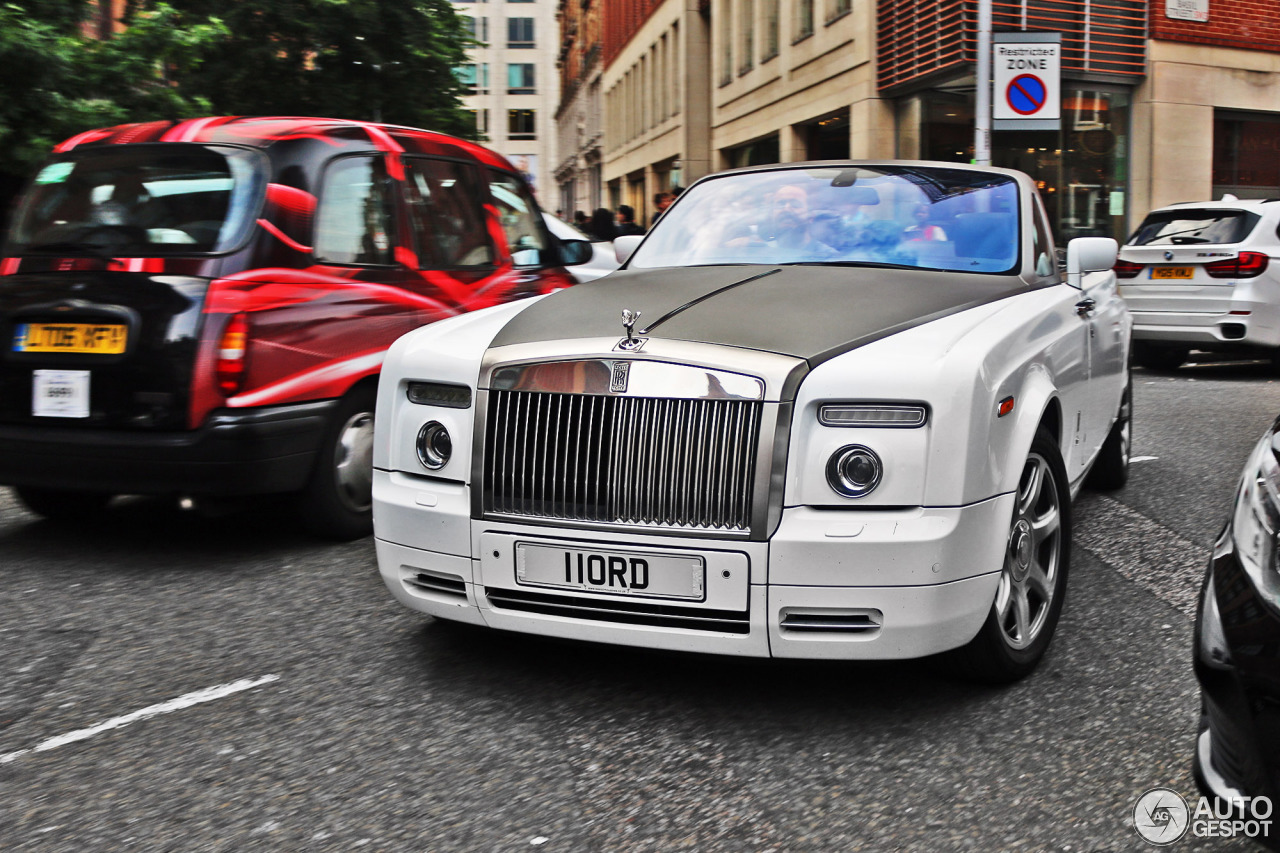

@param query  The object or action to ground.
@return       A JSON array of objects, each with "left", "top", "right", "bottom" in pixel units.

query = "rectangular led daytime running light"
[
  {"left": 819, "top": 404, "right": 927, "bottom": 428},
  {"left": 406, "top": 381, "right": 472, "bottom": 409}
]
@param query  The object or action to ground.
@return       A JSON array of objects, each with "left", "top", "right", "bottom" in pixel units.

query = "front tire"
[
  {"left": 296, "top": 385, "right": 376, "bottom": 540},
  {"left": 947, "top": 428, "right": 1071, "bottom": 683}
]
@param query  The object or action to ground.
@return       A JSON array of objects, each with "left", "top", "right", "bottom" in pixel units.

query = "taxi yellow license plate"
[
  {"left": 1149, "top": 266, "right": 1195, "bottom": 280},
  {"left": 13, "top": 323, "right": 127, "bottom": 354}
]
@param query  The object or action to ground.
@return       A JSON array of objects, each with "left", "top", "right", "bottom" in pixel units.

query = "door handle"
[{"left": 1076, "top": 297, "right": 1096, "bottom": 317}]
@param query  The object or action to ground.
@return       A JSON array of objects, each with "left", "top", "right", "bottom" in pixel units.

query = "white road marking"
[
  {"left": 1074, "top": 495, "right": 1204, "bottom": 618},
  {"left": 0, "top": 674, "right": 280, "bottom": 765},
  {"left": 1131, "top": 455, "right": 1159, "bottom": 463}
]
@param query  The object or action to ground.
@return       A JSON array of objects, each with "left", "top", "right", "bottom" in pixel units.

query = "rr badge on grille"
[{"left": 610, "top": 360, "right": 630, "bottom": 393}]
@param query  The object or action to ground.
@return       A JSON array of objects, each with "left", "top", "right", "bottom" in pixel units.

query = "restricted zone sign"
[{"left": 993, "top": 32, "right": 1061, "bottom": 131}]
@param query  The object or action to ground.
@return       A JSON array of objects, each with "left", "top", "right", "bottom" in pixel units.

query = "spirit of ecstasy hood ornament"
[{"left": 618, "top": 309, "right": 644, "bottom": 351}]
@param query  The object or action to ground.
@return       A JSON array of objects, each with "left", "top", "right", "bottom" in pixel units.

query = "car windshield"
[
  {"left": 8, "top": 144, "right": 266, "bottom": 256},
  {"left": 1127, "top": 209, "right": 1260, "bottom": 246},
  {"left": 629, "top": 166, "right": 1022, "bottom": 273}
]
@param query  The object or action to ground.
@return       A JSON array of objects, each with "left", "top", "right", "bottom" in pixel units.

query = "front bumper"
[
  {"left": 0, "top": 400, "right": 336, "bottom": 496},
  {"left": 1193, "top": 526, "right": 1280, "bottom": 837},
  {"left": 374, "top": 469, "right": 1010, "bottom": 660}
]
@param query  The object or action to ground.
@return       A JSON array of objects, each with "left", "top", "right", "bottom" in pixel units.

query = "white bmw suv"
[{"left": 1116, "top": 198, "right": 1280, "bottom": 370}]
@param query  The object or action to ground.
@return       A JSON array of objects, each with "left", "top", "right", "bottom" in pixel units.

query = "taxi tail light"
[
  {"left": 1205, "top": 252, "right": 1269, "bottom": 279},
  {"left": 1112, "top": 259, "right": 1144, "bottom": 279},
  {"left": 216, "top": 312, "right": 249, "bottom": 396}
]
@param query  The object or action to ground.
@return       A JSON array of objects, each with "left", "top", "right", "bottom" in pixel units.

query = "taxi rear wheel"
[
  {"left": 946, "top": 428, "right": 1070, "bottom": 683},
  {"left": 296, "top": 384, "right": 376, "bottom": 540},
  {"left": 14, "top": 486, "right": 112, "bottom": 521}
]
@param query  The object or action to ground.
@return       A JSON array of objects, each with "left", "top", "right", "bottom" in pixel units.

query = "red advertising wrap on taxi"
[{"left": 0, "top": 117, "right": 583, "bottom": 538}]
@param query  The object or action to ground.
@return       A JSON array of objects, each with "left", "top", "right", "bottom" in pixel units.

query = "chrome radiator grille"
[{"left": 483, "top": 391, "right": 762, "bottom": 531}]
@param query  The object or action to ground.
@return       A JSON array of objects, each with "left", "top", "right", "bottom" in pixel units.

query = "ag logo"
[
  {"left": 610, "top": 360, "right": 630, "bottom": 394},
  {"left": 1134, "top": 787, "right": 1190, "bottom": 845}
]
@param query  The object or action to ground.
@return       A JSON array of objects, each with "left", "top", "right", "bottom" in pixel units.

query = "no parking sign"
[{"left": 993, "top": 32, "right": 1061, "bottom": 131}]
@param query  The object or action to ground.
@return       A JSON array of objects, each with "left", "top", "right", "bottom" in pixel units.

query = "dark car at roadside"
[{"left": 1195, "top": 414, "right": 1280, "bottom": 848}]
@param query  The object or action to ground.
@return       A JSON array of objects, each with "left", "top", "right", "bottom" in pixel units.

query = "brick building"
[{"left": 552, "top": 0, "right": 606, "bottom": 218}]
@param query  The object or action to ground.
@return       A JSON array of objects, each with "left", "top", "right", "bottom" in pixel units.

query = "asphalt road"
[{"left": 1, "top": 357, "right": 1277, "bottom": 852}]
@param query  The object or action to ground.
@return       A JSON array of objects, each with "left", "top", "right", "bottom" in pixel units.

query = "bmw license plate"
[
  {"left": 1149, "top": 266, "right": 1194, "bottom": 280},
  {"left": 515, "top": 542, "right": 705, "bottom": 601}
]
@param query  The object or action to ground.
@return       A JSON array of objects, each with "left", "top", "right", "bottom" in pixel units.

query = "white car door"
[{"left": 1078, "top": 268, "right": 1129, "bottom": 470}]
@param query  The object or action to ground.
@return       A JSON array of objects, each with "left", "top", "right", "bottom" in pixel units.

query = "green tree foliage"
[
  {"left": 0, "top": 2, "right": 223, "bottom": 216},
  {"left": 162, "top": 0, "right": 475, "bottom": 137},
  {"left": 0, "top": 0, "right": 476, "bottom": 224}
]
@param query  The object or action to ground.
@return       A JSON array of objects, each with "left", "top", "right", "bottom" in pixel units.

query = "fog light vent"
[
  {"left": 406, "top": 569, "right": 466, "bottom": 598},
  {"left": 780, "top": 609, "right": 883, "bottom": 634}
]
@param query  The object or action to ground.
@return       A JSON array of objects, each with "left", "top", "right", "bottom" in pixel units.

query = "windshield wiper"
[
  {"left": 23, "top": 241, "right": 114, "bottom": 260},
  {"left": 1169, "top": 236, "right": 1212, "bottom": 244}
]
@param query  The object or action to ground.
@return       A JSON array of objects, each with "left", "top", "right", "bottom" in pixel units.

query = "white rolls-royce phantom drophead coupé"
[{"left": 372, "top": 161, "right": 1131, "bottom": 682}]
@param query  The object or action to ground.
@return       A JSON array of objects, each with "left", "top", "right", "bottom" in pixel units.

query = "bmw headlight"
[
  {"left": 416, "top": 421, "right": 452, "bottom": 470},
  {"left": 1231, "top": 426, "right": 1280, "bottom": 608}
]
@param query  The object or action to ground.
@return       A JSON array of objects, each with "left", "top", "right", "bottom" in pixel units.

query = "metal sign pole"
[{"left": 975, "top": 0, "right": 993, "bottom": 165}]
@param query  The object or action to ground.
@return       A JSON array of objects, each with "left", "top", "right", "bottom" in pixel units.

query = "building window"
[
  {"left": 763, "top": 0, "right": 779, "bottom": 61},
  {"left": 508, "top": 109, "right": 537, "bottom": 140},
  {"left": 1214, "top": 111, "right": 1280, "bottom": 199},
  {"left": 738, "top": 0, "right": 754, "bottom": 75},
  {"left": 463, "top": 16, "right": 489, "bottom": 42},
  {"left": 455, "top": 64, "right": 477, "bottom": 94},
  {"left": 826, "top": 0, "right": 850, "bottom": 23},
  {"left": 794, "top": 0, "right": 814, "bottom": 41},
  {"left": 719, "top": 0, "right": 733, "bottom": 86},
  {"left": 507, "top": 63, "right": 535, "bottom": 94},
  {"left": 507, "top": 17, "right": 535, "bottom": 48},
  {"left": 457, "top": 63, "right": 490, "bottom": 94}
]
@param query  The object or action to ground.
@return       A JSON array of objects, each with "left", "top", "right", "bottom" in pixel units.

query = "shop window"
[
  {"left": 724, "top": 134, "right": 780, "bottom": 169},
  {"left": 909, "top": 86, "right": 1130, "bottom": 243},
  {"left": 1213, "top": 112, "right": 1280, "bottom": 200}
]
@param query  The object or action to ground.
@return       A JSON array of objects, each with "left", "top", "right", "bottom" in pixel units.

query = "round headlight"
[
  {"left": 826, "top": 445, "right": 882, "bottom": 498},
  {"left": 416, "top": 421, "right": 452, "bottom": 470}
]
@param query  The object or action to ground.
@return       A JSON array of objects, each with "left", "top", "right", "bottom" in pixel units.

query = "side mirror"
[
  {"left": 558, "top": 238, "right": 594, "bottom": 267},
  {"left": 1065, "top": 237, "right": 1118, "bottom": 288},
  {"left": 615, "top": 234, "right": 643, "bottom": 265}
]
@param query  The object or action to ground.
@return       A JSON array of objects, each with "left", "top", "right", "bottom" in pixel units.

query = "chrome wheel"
[
  {"left": 997, "top": 451, "right": 1062, "bottom": 650},
  {"left": 332, "top": 409, "right": 374, "bottom": 513}
]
